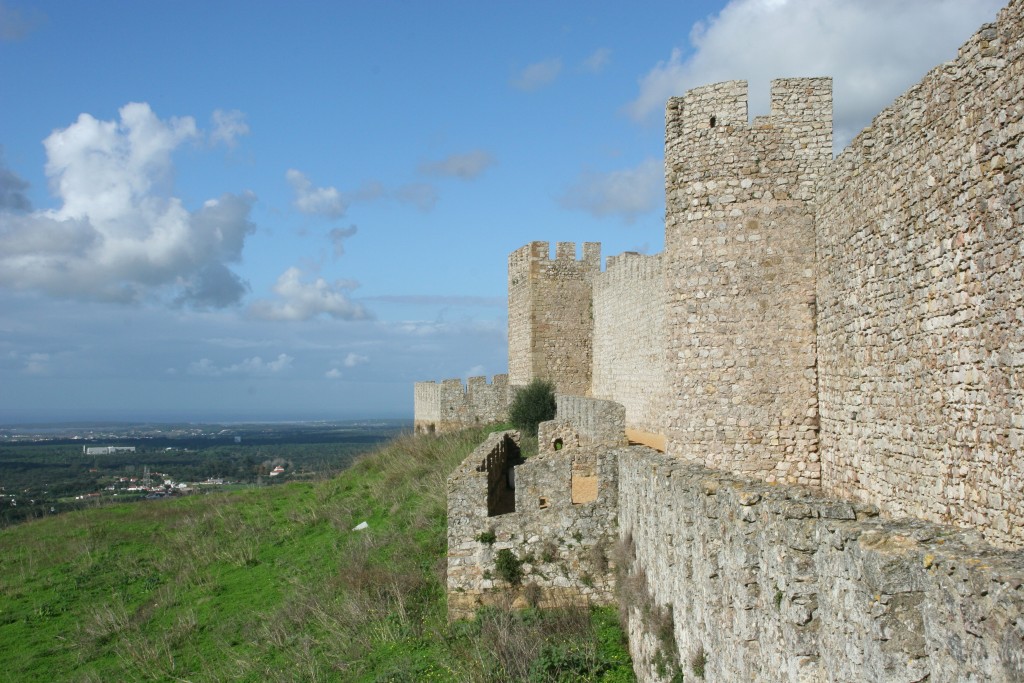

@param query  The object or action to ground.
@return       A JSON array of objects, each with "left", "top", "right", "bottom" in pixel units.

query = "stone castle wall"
[
  {"left": 438, "top": 3, "right": 1024, "bottom": 679},
  {"left": 662, "top": 77, "right": 830, "bottom": 485},
  {"left": 619, "top": 448, "right": 1024, "bottom": 683},
  {"left": 507, "top": 241, "right": 600, "bottom": 396},
  {"left": 816, "top": 1, "right": 1024, "bottom": 547},
  {"left": 413, "top": 374, "right": 510, "bottom": 434},
  {"left": 592, "top": 252, "right": 667, "bottom": 438}
]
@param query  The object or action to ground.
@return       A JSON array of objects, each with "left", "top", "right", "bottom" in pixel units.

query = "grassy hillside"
[{"left": 0, "top": 427, "right": 634, "bottom": 682}]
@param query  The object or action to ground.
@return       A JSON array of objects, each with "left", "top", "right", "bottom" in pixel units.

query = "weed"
[
  {"left": 774, "top": 588, "right": 783, "bottom": 610},
  {"left": 540, "top": 540, "right": 558, "bottom": 563},
  {"left": 523, "top": 583, "right": 543, "bottom": 608},
  {"left": 691, "top": 644, "right": 707, "bottom": 679},
  {"left": 476, "top": 528, "right": 497, "bottom": 545}
]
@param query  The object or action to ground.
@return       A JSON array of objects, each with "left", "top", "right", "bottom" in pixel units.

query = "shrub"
[
  {"left": 509, "top": 380, "right": 556, "bottom": 437},
  {"left": 476, "top": 528, "right": 497, "bottom": 545},
  {"left": 495, "top": 548, "right": 524, "bottom": 585}
]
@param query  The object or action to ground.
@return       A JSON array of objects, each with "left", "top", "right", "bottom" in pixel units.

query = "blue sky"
[{"left": 0, "top": 0, "right": 1005, "bottom": 422}]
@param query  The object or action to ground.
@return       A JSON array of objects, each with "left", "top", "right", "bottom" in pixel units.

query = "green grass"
[{"left": 0, "top": 427, "right": 634, "bottom": 682}]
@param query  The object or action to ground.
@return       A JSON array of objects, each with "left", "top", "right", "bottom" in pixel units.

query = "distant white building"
[{"left": 83, "top": 446, "right": 136, "bottom": 455}]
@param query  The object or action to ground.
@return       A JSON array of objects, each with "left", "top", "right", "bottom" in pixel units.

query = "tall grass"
[{"left": 0, "top": 427, "right": 633, "bottom": 681}]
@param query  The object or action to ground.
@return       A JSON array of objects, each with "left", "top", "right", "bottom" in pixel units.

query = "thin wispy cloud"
[
  {"left": 395, "top": 183, "right": 438, "bottom": 212},
  {"left": 343, "top": 352, "right": 368, "bottom": 367},
  {"left": 210, "top": 109, "right": 250, "bottom": 148},
  {"left": 559, "top": 158, "right": 662, "bottom": 224},
  {"left": 188, "top": 353, "right": 294, "bottom": 376},
  {"left": 0, "top": 1, "right": 42, "bottom": 41},
  {"left": 365, "top": 294, "right": 504, "bottom": 307},
  {"left": 419, "top": 150, "right": 496, "bottom": 180},
  {"left": 583, "top": 48, "right": 611, "bottom": 73},
  {"left": 625, "top": 0, "right": 1004, "bottom": 149},
  {"left": 0, "top": 103, "right": 255, "bottom": 308},
  {"left": 512, "top": 58, "right": 563, "bottom": 91},
  {"left": 328, "top": 225, "right": 358, "bottom": 258}
]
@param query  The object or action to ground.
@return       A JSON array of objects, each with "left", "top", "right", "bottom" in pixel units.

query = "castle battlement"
[
  {"left": 507, "top": 240, "right": 601, "bottom": 395},
  {"left": 413, "top": 374, "right": 511, "bottom": 434}
]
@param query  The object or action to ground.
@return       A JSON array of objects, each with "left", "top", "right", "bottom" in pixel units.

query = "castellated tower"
[
  {"left": 508, "top": 241, "right": 601, "bottom": 396},
  {"left": 663, "top": 78, "right": 832, "bottom": 484}
]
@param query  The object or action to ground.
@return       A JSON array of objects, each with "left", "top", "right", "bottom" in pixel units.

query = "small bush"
[
  {"left": 476, "top": 528, "right": 497, "bottom": 545},
  {"left": 509, "top": 379, "right": 557, "bottom": 436},
  {"left": 495, "top": 548, "right": 525, "bottom": 585}
]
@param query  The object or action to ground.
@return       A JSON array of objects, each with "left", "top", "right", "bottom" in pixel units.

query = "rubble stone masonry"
[
  {"left": 507, "top": 241, "right": 600, "bottom": 396},
  {"left": 816, "top": 0, "right": 1024, "bottom": 547},
  {"left": 619, "top": 448, "right": 1024, "bottom": 683},
  {"left": 413, "top": 374, "right": 510, "bottom": 434},
  {"left": 663, "top": 77, "right": 831, "bottom": 485}
]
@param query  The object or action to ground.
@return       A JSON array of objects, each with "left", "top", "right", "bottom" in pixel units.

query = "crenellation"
[
  {"left": 507, "top": 239, "right": 600, "bottom": 395},
  {"left": 413, "top": 374, "right": 511, "bottom": 434}
]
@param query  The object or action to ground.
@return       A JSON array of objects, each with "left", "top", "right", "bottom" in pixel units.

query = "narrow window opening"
[
  {"left": 709, "top": 115, "right": 717, "bottom": 128},
  {"left": 553, "top": 438, "right": 563, "bottom": 451},
  {"left": 486, "top": 434, "right": 523, "bottom": 517}
]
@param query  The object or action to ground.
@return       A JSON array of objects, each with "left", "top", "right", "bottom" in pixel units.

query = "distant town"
[{"left": 0, "top": 419, "right": 409, "bottom": 526}]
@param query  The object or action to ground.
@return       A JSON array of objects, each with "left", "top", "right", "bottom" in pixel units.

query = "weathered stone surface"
[
  {"left": 817, "top": 0, "right": 1024, "bottom": 549},
  {"left": 508, "top": 241, "right": 600, "bottom": 396},
  {"left": 663, "top": 76, "right": 830, "bottom": 486},
  {"left": 446, "top": 399, "right": 624, "bottom": 620},
  {"left": 620, "top": 448, "right": 1024, "bottom": 683},
  {"left": 414, "top": 374, "right": 511, "bottom": 434}
]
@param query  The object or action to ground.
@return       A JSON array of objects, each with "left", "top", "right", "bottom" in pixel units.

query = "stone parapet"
[{"left": 619, "top": 448, "right": 1024, "bottom": 682}]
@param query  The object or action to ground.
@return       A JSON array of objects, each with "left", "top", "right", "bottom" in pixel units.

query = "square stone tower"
[{"left": 507, "top": 241, "right": 601, "bottom": 396}]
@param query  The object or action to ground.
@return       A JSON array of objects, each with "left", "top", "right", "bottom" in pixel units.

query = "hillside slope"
[{"left": 0, "top": 427, "right": 633, "bottom": 682}]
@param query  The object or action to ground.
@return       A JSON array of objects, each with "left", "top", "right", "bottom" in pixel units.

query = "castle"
[{"left": 420, "top": 2, "right": 1024, "bottom": 680}]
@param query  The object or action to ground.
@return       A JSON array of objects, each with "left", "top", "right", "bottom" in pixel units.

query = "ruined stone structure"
[
  {"left": 432, "top": 1, "right": 1024, "bottom": 679},
  {"left": 413, "top": 374, "right": 510, "bottom": 435},
  {"left": 446, "top": 397, "right": 623, "bottom": 620}
]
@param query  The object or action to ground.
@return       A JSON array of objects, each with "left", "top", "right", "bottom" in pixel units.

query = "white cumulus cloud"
[
  {"left": 559, "top": 158, "right": 662, "bottom": 223},
  {"left": 625, "top": 0, "right": 1004, "bottom": 149},
  {"left": 325, "top": 367, "right": 343, "bottom": 379},
  {"left": 250, "top": 267, "right": 369, "bottom": 321},
  {"left": 286, "top": 169, "right": 346, "bottom": 219},
  {"left": 512, "top": 58, "right": 562, "bottom": 91},
  {"left": 0, "top": 102, "right": 255, "bottom": 307}
]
